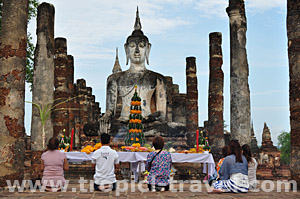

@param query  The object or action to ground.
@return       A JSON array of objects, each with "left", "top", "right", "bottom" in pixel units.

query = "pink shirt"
[{"left": 41, "top": 150, "right": 67, "bottom": 187}]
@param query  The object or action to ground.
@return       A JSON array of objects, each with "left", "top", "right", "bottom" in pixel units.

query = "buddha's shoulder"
[
  {"left": 107, "top": 71, "right": 125, "bottom": 81},
  {"left": 107, "top": 69, "right": 166, "bottom": 81},
  {"left": 144, "top": 69, "right": 165, "bottom": 78}
]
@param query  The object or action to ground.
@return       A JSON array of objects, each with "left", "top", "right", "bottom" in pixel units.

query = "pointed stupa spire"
[
  {"left": 112, "top": 47, "right": 122, "bottom": 73},
  {"left": 251, "top": 120, "right": 255, "bottom": 137},
  {"left": 134, "top": 6, "right": 142, "bottom": 30}
]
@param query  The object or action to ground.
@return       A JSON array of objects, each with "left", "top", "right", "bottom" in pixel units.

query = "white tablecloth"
[{"left": 66, "top": 151, "right": 215, "bottom": 176}]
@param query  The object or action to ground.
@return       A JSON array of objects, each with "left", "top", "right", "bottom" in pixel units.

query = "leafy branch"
[{"left": 26, "top": 96, "right": 79, "bottom": 149}]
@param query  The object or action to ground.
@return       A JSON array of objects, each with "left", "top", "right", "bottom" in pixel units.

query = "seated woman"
[
  {"left": 211, "top": 140, "right": 249, "bottom": 193},
  {"left": 146, "top": 136, "right": 172, "bottom": 191},
  {"left": 209, "top": 145, "right": 230, "bottom": 185},
  {"left": 41, "top": 137, "right": 69, "bottom": 192},
  {"left": 216, "top": 145, "right": 230, "bottom": 176},
  {"left": 242, "top": 144, "right": 258, "bottom": 190}
]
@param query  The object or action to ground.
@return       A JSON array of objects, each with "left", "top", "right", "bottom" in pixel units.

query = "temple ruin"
[
  {"left": 100, "top": 10, "right": 198, "bottom": 148},
  {"left": 256, "top": 123, "right": 290, "bottom": 180},
  {"left": 0, "top": 0, "right": 298, "bottom": 187}
]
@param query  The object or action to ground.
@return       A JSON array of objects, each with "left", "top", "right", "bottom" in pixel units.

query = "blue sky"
[{"left": 26, "top": 0, "right": 288, "bottom": 146}]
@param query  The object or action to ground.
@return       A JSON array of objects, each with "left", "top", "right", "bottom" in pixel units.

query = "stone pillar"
[
  {"left": 73, "top": 83, "right": 81, "bottom": 148},
  {"left": 53, "top": 38, "right": 70, "bottom": 137},
  {"left": 87, "top": 87, "right": 93, "bottom": 121},
  {"left": 250, "top": 121, "right": 259, "bottom": 156},
  {"left": 0, "top": 0, "right": 28, "bottom": 187},
  {"left": 31, "top": 3, "right": 55, "bottom": 151},
  {"left": 226, "top": 0, "right": 251, "bottom": 146},
  {"left": 207, "top": 32, "right": 225, "bottom": 156},
  {"left": 186, "top": 57, "right": 198, "bottom": 147},
  {"left": 287, "top": 0, "right": 300, "bottom": 188},
  {"left": 30, "top": 3, "right": 55, "bottom": 179},
  {"left": 67, "top": 55, "right": 75, "bottom": 136}
]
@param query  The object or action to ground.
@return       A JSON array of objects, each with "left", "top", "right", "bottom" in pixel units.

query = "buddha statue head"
[{"left": 124, "top": 7, "right": 151, "bottom": 67}]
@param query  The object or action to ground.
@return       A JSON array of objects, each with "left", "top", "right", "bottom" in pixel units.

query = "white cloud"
[
  {"left": 194, "top": 0, "right": 228, "bottom": 18},
  {"left": 246, "top": 0, "right": 286, "bottom": 13},
  {"left": 29, "top": 0, "right": 190, "bottom": 65},
  {"left": 193, "top": 0, "right": 286, "bottom": 19},
  {"left": 49, "top": 0, "right": 189, "bottom": 41},
  {"left": 73, "top": 47, "right": 114, "bottom": 61}
]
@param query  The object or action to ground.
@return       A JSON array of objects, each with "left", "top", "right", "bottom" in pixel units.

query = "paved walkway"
[{"left": 0, "top": 181, "right": 299, "bottom": 198}]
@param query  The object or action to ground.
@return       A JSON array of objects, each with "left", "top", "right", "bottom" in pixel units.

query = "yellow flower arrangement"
[
  {"left": 94, "top": 143, "right": 102, "bottom": 149},
  {"left": 132, "top": 143, "right": 140, "bottom": 147}
]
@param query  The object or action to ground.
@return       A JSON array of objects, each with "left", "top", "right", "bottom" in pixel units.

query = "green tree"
[
  {"left": 0, "top": 0, "right": 39, "bottom": 89},
  {"left": 277, "top": 131, "right": 290, "bottom": 165}
]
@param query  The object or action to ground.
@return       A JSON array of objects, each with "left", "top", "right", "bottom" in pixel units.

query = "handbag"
[{"left": 146, "top": 149, "right": 162, "bottom": 172}]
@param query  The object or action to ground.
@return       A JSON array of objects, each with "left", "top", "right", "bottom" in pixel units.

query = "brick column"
[
  {"left": 53, "top": 38, "right": 70, "bottom": 137},
  {"left": 226, "top": 0, "right": 251, "bottom": 146},
  {"left": 67, "top": 55, "right": 75, "bottom": 137},
  {"left": 76, "top": 79, "right": 89, "bottom": 145},
  {"left": 186, "top": 57, "right": 198, "bottom": 147},
  {"left": 208, "top": 32, "right": 225, "bottom": 156},
  {"left": 287, "top": 0, "right": 300, "bottom": 189},
  {"left": 0, "top": 0, "right": 28, "bottom": 187}
]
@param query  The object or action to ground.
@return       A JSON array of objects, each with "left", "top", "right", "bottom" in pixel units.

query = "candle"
[
  {"left": 196, "top": 129, "right": 199, "bottom": 152},
  {"left": 70, "top": 128, "right": 74, "bottom": 151}
]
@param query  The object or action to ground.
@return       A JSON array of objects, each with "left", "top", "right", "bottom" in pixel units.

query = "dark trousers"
[
  {"left": 148, "top": 184, "right": 169, "bottom": 191},
  {"left": 94, "top": 182, "right": 116, "bottom": 191}
]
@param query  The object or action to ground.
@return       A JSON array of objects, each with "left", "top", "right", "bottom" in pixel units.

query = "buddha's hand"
[
  {"left": 100, "top": 110, "right": 113, "bottom": 123},
  {"left": 99, "top": 110, "right": 113, "bottom": 133}
]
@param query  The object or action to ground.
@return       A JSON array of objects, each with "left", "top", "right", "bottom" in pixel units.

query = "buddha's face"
[
  {"left": 125, "top": 37, "right": 151, "bottom": 66},
  {"left": 128, "top": 41, "right": 146, "bottom": 64}
]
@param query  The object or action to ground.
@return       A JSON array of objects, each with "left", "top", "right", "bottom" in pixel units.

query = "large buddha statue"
[{"left": 100, "top": 8, "right": 168, "bottom": 134}]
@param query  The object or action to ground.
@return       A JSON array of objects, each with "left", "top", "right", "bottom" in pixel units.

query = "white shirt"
[
  {"left": 248, "top": 157, "right": 258, "bottom": 189},
  {"left": 91, "top": 146, "right": 119, "bottom": 184}
]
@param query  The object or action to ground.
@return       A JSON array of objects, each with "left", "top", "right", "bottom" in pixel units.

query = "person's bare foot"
[
  {"left": 45, "top": 187, "right": 61, "bottom": 192},
  {"left": 98, "top": 185, "right": 111, "bottom": 190},
  {"left": 208, "top": 188, "right": 224, "bottom": 193}
]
